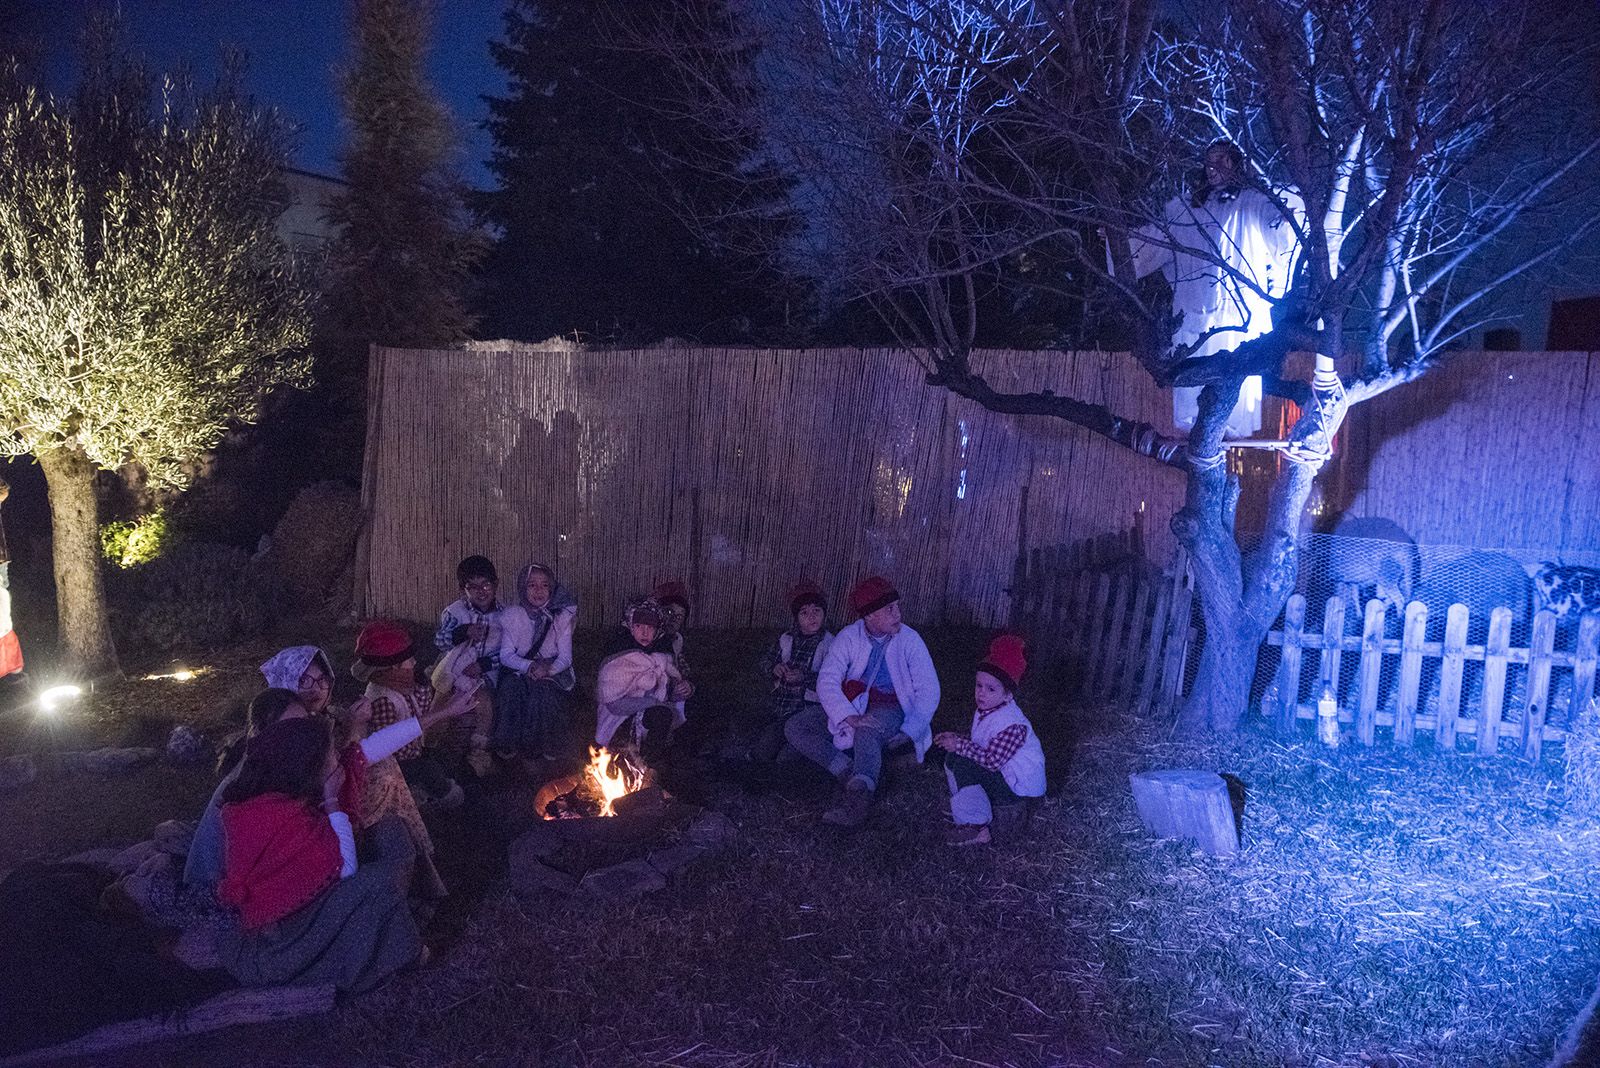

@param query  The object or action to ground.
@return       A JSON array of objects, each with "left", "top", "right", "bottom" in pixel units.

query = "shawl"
[{"left": 217, "top": 793, "right": 341, "bottom": 931}]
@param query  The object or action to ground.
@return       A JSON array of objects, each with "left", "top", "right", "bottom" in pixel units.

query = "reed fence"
[
  {"left": 1264, "top": 594, "right": 1600, "bottom": 762},
  {"left": 1010, "top": 528, "right": 1195, "bottom": 717},
  {"left": 357, "top": 344, "right": 1185, "bottom": 627}
]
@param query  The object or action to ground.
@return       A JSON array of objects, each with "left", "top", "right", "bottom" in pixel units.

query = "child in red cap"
[
  {"left": 932, "top": 634, "right": 1046, "bottom": 846},
  {"left": 355, "top": 620, "right": 465, "bottom": 816},
  {"left": 750, "top": 579, "right": 835, "bottom": 760}
]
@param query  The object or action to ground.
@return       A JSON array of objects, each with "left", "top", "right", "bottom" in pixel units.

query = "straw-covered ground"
[{"left": 3, "top": 626, "right": 1598, "bottom": 1067}]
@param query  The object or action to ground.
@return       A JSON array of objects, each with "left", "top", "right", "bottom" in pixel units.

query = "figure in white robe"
[{"left": 1132, "top": 143, "right": 1304, "bottom": 438}]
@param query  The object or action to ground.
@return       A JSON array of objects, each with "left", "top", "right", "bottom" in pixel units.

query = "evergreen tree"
[
  {"left": 325, "top": 0, "right": 481, "bottom": 349},
  {"left": 479, "top": 0, "right": 799, "bottom": 344}
]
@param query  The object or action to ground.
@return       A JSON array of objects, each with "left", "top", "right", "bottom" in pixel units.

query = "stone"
[
  {"left": 1128, "top": 768, "right": 1240, "bottom": 857},
  {"left": 0, "top": 753, "right": 35, "bottom": 791},
  {"left": 510, "top": 857, "right": 580, "bottom": 897},
  {"left": 507, "top": 821, "right": 564, "bottom": 863},
  {"left": 111, "top": 840, "right": 163, "bottom": 875},
  {"left": 152, "top": 819, "right": 197, "bottom": 857},
  {"left": 684, "top": 811, "right": 736, "bottom": 853},
  {"left": 62, "top": 846, "right": 122, "bottom": 868},
  {"left": 646, "top": 842, "right": 705, "bottom": 876},
  {"left": 165, "top": 725, "right": 211, "bottom": 765},
  {"left": 578, "top": 858, "right": 667, "bottom": 900},
  {"left": 76, "top": 747, "right": 161, "bottom": 775}
]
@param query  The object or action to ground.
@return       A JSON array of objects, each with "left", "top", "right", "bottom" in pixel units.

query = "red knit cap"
[
  {"left": 788, "top": 579, "right": 826, "bottom": 616},
  {"left": 848, "top": 576, "right": 899, "bottom": 619},
  {"left": 654, "top": 580, "right": 691, "bottom": 613},
  {"left": 978, "top": 634, "right": 1027, "bottom": 693},
  {"left": 353, "top": 619, "right": 414, "bottom": 667}
]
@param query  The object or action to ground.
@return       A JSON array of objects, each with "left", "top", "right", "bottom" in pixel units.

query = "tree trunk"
[
  {"left": 38, "top": 446, "right": 118, "bottom": 675},
  {"left": 1183, "top": 604, "right": 1262, "bottom": 735}
]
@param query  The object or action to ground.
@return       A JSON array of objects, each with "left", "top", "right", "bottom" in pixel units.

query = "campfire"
[{"left": 538, "top": 746, "right": 650, "bottom": 820}]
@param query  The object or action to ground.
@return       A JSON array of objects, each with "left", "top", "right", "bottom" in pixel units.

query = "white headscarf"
[{"left": 259, "top": 645, "right": 333, "bottom": 692}]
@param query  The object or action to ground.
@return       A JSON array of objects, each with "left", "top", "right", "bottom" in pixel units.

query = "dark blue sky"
[{"left": 24, "top": 0, "right": 508, "bottom": 188}]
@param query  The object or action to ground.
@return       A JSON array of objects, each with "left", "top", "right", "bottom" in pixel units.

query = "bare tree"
[{"left": 646, "top": 0, "right": 1600, "bottom": 733}]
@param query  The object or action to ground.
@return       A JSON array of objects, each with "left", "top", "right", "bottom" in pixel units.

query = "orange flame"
[{"left": 585, "top": 746, "right": 642, "bottom": 817}]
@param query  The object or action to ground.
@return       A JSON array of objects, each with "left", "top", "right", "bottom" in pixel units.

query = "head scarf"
[
  {"left": 515, "top": 560, "right": 577, "bottom": 620},
  {"left": 259, "top": 646, "right": 334, "bottom": 693}
]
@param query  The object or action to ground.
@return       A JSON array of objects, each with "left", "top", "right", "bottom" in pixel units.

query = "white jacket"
[
  {"left": 818, "top": 621, "right": 941, "bottom": 759},
  {"left": 970, "top": 699, "right": 1046, "bottom": 797},
  {"left": 499, "top": 604, "right": 577, "bottom": 689},
  {"left": 593, "top": 648, "right": 682, "bottom": 745}
]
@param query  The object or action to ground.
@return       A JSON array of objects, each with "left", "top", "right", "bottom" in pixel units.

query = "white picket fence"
[{"left": 1263, "top": 595, "right": 1600, "bottom": 761}]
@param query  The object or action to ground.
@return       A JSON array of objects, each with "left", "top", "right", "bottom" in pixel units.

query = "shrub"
[
  {"left": 261, "top": 480, "right": 363, "bottom": 618},
  {"left": 107, "top": 541, "right": 278, "bottom": 653},
  {"left": 100, "top": 510, "right": 179, "bottom": 569}
]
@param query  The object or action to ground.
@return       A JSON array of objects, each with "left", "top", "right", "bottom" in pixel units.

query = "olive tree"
[{"left": 0, "top": 52, "right": 311, "bottom": 673}]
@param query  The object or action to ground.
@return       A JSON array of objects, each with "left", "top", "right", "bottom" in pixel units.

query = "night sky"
[{"left": 22, "top": 0, "right": 507, "bottom": 188}]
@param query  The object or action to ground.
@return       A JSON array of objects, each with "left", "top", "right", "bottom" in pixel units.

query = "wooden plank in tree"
[
  {"left": 1522, "top": 610, "right": 1558, "bottom": 762},
  {"left": 1084, "top": 573, "right": 1114, "bottom": 699},
  {"left": 1157, "top": 582, "right": 1193, "bottom": 717},
  {"left": 1128, "top": 769, "right": 1239, "bottom": 856},
  {"left": 1478, "top": 607, "right": 1514, "bottom": 756},
  {"left": 1573, "top": 611, "right": 1600, "bottom": 716},
  {"left": 1394, "top": 600, "right": 1429, "bottom": 747},
  {"left": 1118, "top": 574, "right": 1153, "bottom": 705},
  {"left": 1276, "top": 594, "right": 1307, "bottom": 736},
  {"left": 1317, "top": 595, "right": 1347, "bottom": 709},
  {"left": 1437, "top": 603, "right": 1470, "bottom": 750},
  {"left": 1355, "top": 598, "right": 1387, "bottom": 746},
  {"left": 0, "top": 985, "right": 337, "bottom": 1068},
  {"left": 1137, "top": 578, "right": 1172, "bottom": 716}
]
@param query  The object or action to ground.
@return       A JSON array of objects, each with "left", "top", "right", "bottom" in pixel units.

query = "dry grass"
[{"left": 6, "top": 628, "right": 1600, "bottom": 1067}]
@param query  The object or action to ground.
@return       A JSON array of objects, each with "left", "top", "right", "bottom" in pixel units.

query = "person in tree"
[
  {"left": 932, "top": 635, "right": 1046, "bottom": 846},
  {"left": 749, "top": 579, "right": 834, "bottom": 761},
  {"left": 433, "top": 555, "right": 508, "bottom": 776},
  {"left": 791, "top": 577, "right": 941, "bottom": 829},
  {"left": 215, "top": 716, "right": 424, "bottom": 993},
  {"left": 1132, "top": 139, "right": 1304, "bottom": 437},
  {"left": 594, "top": 597, "right": 683, "bottom": 762},
  {"left": 493, "top": 560, "right": 580, "bottom": 762},
  {"left": 355, "top": 621, "right": 465, "bottom": 815}
]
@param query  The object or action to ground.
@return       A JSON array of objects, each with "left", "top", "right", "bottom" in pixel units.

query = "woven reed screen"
[{"left": 358, "top": 345, "right": 1185, "bottom": 627}]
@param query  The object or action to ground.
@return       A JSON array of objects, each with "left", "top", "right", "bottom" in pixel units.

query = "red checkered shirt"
[
  {"left": 951, "top": 708, "right": 1028, "bottom": 772},
  {"left": 368, "top": 685, "right": 433, "bottom": 762}
]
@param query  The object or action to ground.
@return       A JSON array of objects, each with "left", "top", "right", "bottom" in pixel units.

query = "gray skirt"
[{"left": 218, "top": 816, "right": 421, "bottom": 994}]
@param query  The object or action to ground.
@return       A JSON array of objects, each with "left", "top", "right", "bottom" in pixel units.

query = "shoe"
[
  {"left": 945, "top": 823, "right": 991, "bottom": 847},
  {"left": 822, "top": 780, "right": 872, "bottom": 828},
  {"left": 434, "top": 781, "right": 465, "bottom": 811},
  {"left": 466, "top": 747, "right": 494, "bottom": 778}
]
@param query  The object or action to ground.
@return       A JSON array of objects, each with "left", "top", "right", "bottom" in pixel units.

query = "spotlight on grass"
[
  {"left": 38, "top": 683, "right": 84, "bottom": 714},
  {"left": 143, "top": 668, "right": 203, "bottom": 682}
]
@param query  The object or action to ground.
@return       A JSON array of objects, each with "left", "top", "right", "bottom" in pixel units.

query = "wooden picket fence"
[
  {"left": 1011, "top": 531, "right": 1195, "bottom": 716},
  {"left": 1264, "top": 595, "right": 1600, "bottom": 762}
]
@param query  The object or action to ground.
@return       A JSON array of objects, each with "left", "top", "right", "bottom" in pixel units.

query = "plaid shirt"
[
  {"left": 367, "top": 685, "right": 433, "bottom": 762},
  {"left": 951, "top": 707, "right": 1028, "bottom": 772},
  {"left": 759, "top": 630, "right": 828, "bottom": 720}
]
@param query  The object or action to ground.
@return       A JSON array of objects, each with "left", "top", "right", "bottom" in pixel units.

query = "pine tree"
[
  {"left": 325, "top": 0, "right": 481, "bottom": 349},
  {"left": 478, "top": 0, "right": 798, "bottom": 344}
]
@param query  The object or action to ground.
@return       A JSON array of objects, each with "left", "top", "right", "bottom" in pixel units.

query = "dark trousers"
[
  {"left": 945, "top": 753, "right": 1022, "bottom": 806},
  {"left": 399, "top": 753, "right": 454, "bottom": 798}
]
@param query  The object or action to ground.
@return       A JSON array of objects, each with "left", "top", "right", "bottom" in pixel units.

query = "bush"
[
  {"left": 260, "top": 481, "right": 363, "bottom": 618},
  {"left": 100, "top": 511, "right": 179, "bottom": 569},
  {"left": 107, "top": 542, "right": 278, "bottom": 653}
]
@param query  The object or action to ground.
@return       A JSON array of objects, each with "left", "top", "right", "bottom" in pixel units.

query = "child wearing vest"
[
  {"left": 751, "top": 579, "right": 835, "bottom": 760},
  {"left": 932, "top": 635, "right": 1046, "bottom": 846}
]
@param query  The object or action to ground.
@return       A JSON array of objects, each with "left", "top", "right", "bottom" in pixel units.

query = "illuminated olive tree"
[
  {"left": 0, "top": 54, "right": 312, "bottom": 673},
  {"left": 649, "top": 0, "right": 1600, "bottom": 733}
]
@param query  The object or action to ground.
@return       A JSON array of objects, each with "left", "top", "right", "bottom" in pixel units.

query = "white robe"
[{"left": 1133, "top": 186, "right": 1304, "bottom": 437}]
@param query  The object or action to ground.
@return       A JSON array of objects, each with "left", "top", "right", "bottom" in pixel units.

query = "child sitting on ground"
[
  {"left": 751, "top": 579, "right": 835, "bottom": 761},
  {"left": 595, "top": 597, "right": 683, "bottom": 761},
  {"left": 932, "top": 635, "right": 1046, "bottom": 846},
  {"left": 216, "top": 716, "right": 425, "bottom": 993},
  {"left": 433, "top": 555, "right": 507, "bottom": 777},
  {"left": 355, "top": 620, "right": 467, "bottom": 812}
]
